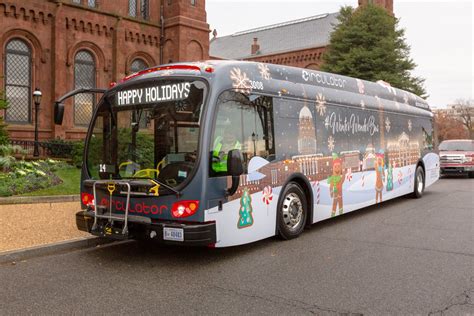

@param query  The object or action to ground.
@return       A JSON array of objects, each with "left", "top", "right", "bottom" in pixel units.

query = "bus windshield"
[{"left": 86, "top": 79, "right": 206, "bottom": 189}]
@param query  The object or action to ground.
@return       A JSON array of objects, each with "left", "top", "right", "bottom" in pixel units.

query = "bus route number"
[{"left": 250, "top": 80, "right": 264, "bottom": 90}]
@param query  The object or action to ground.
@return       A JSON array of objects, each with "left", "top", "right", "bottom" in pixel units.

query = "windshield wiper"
[{"left": 152, "top": 179, "right": 181, "bottom": 198}]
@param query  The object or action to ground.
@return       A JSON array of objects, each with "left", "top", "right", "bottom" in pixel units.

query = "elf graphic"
[
  {"left": 375, "top": 152, "right": 385, "bottom": 203},
  {"left": 237, "top": 188, "right": 254, "bottom": 229},
  {"left": 386, "top": 162, "right": 394, "bottom": 191},
  {"left": 328, "top": 153, "right": 346, "bottom": 217}
]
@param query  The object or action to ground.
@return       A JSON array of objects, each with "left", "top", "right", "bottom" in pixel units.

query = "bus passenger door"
[{"left": 205, "top": 91, "right": 277, "bottom": 247}]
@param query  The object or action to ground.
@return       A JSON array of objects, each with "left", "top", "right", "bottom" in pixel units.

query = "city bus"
[{"left": 54, "top": 60, "right": 439, "bottom": 247}]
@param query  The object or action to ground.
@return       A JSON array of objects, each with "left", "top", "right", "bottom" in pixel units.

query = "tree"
[
  {"left": 0, "top": 88, "right": 9, "bottom": 146},
  {"left": 454, "top": 99, "right": 474, "bottom": 139},
  {"left": 434, "top": 112, "right": 468, "bottom": 143},
  {"left": 321, "top": 4, "right": 426, "bottom": 97},
  {"left": 237, "top": 189, "right": 254, "bottom": 228}
]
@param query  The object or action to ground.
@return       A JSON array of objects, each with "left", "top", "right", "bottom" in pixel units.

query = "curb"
[
  {"left": 0, "top": 195, "right": 80, "bottom": 205},
  {"left": 0, "top": 237, "right": 122, "bottom": 264}
]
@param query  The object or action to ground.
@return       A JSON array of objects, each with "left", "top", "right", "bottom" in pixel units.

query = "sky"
[{"left": 207, "top": 0, "right": 473, "bottom": 108}]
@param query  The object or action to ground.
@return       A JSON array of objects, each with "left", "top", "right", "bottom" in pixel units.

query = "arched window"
[
  {"left": 74, "top": 50, "right": 96, "bottom": 126},
  {"left": 129, "top": 0, "right": 149, "bottom": 19},
  {"left": 140, "top": 0, "right": 149, "bottom": 19},
  {"left": 129, "top": 58, "right": 148, "bottom": 74},
  {"left": 4, "top": 39, "right": 32, "bottom": 123},
  {"left": 129, "top": 0, "right": 137, "bottom": 17}
]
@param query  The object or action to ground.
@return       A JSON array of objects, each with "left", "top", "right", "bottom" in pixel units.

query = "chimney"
[
  {"left": 251, "top": 37, "right": 260, "bottom": 55},
  {"left": 210, "top": 29, "right": 218, "bottom": 43}
]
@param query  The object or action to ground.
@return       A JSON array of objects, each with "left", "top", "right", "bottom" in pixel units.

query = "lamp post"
[
  {"left": 251, "top": 132, "right": 257, "bottom": 156},
  {"left": 33, "top": 88, "right": 42, "bottom": 157}
]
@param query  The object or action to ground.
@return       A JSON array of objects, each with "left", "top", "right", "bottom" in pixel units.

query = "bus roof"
[{"left": 117, "top": 60, "right": 432, "bottom": 116}]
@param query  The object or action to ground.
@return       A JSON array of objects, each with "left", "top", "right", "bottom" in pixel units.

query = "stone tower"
[
  {"left": 358, "top": 0, "right": 394, "bottom": 14},
  {"left": 163, "top": 0, "right": 210, "bottom": 63}
]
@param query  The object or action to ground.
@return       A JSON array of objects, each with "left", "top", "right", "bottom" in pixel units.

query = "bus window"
[
  {"left": 211, "top": 91, "right": 275, "bottom": 175},
  {"left": 422, "top": 119, "right": 434, "bottom": 151}
]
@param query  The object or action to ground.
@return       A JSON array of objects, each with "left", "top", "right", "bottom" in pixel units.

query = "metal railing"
[{"left": 10, "top": 139, "right": 74, "bottom": 158}]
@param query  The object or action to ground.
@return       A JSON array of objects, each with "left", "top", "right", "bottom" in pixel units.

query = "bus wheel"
[
  {"left": 412, "top": 166, "right": 425, "bottom": 198},
  {"left": 277, "top": 183, "right": 307, "bottom": 240}
]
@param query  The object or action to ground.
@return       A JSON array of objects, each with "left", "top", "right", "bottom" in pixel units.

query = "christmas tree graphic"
[{"left": 237, "top": 189, "right": 254, "bottom": 229}]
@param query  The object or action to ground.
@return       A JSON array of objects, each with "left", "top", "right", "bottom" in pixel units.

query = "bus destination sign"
[{"left": 116, "top": 82, "right": 191, "bottom": 106}]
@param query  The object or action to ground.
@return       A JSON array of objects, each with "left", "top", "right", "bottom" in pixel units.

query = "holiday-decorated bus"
[{"left": 54, "top": 60, "right": 439, "bottom": 247}]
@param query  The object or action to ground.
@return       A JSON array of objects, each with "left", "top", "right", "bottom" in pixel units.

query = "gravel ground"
[{"left": 0, "top": 201, "right": 88, "bottom": 252}]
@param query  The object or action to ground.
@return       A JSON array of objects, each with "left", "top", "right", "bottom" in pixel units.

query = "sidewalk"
[{"left": 0, "top": 197, "right": 90, "bottom": 253}]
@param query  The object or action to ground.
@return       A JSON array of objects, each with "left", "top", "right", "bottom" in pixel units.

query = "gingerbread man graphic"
[
  {"left": 328, "top": 154, "right": 346, "bottom": 217},
  {"left": 375, "top": 152, "right": 386, "bottom": 203}
]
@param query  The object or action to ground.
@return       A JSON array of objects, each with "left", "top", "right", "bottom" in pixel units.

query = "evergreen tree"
[
  {"left": 0, "top": 88, "right": 8, "bottom": 146},
  {"left": 238, "top": 189, "right": 253, "bottom": 228},
  {"left": 321, "top": 4, "right": 426, "bottom": 97}
]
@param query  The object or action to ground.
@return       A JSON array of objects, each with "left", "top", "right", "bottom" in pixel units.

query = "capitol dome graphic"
[{"left": 298, "top": 105, "right": 317, "bottom": 155}]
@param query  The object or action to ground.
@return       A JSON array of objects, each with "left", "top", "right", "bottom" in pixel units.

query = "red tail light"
[
  {"left": 81, "top": 192, "right": 94, "bottom": 206},
  {"left": 171, "top": 200, "right": 199, "bottom": 218},
  {"left": 121, "top": 65, "right": 202, "bottom": 83}
]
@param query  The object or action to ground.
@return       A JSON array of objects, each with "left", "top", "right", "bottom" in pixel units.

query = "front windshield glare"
[{"left": 86, "top": 80, "right": 206, "bottom": 189}]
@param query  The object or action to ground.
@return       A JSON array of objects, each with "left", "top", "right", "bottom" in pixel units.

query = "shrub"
[
  {"left": 0, "top": 155, "right": 69, "bottom": 196},
  {"left": 0, "top": 88, "right": 8, "bottom": 146},
  {"left": 72, "top": 141, "right": 85, "bottom": 168}
]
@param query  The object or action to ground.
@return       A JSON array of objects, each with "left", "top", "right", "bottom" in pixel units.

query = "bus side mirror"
[
  {"left": 54, "top": 102, "right": 65, "bottom": 125},
  {"left": 227, "top": 149, "right": 244, "bottom": 176},
  {"left": 226, "top": 149, "right": 243, "bottom": 196}
]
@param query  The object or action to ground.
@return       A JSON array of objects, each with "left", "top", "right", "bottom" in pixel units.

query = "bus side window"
[
  {"left": 422, "top": 119, "right": 434, "bottom": 150},
  {"left": 210, "top": 91, "right": 275, "bottom": 176}
]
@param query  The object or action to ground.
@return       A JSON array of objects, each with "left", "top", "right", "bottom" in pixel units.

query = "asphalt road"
[{"left": 1, "top": 178, "right": 473, "bottom": 315}]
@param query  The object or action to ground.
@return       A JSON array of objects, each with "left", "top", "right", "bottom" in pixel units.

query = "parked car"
[{"left": 439, "top": 139, "right": 474, "bottom": 178}]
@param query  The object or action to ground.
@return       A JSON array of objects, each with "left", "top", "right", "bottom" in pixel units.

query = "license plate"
[{"left": 163, "top": 227, "right": 184, "bottom": 242}]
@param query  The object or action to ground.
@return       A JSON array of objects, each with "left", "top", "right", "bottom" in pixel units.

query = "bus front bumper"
[{"left": 76, "top": 211, "right": 216, "bottom": 246}]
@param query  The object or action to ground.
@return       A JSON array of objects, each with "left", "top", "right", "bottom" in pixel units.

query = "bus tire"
[
  {"left": 277, "top": 182, "right": 307, "bottom": 240},
  {"left": 412, "top": 166, "right": 425, "bottom": 199}
]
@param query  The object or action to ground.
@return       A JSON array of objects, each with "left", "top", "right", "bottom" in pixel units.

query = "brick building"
[
  {"left": 210, "top": 0, "right": 393, "bottom": 68},
  {"left": 0, "top": 0, "right": 209, "bottom": 142}
]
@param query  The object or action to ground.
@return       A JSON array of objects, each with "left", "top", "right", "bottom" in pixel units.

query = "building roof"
[{"left": 209, "top": 13, "right": 340, "bottom": 60}]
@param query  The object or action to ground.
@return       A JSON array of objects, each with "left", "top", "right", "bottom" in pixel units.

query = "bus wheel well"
[
  {"left": 286, "top": 175, "right": 313, "bottom": 227},
  {"left": 416, "top": 160, "right": 426, "bottom": 182}
]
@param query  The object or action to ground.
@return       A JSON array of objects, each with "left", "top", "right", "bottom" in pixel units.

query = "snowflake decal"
[
  {"left": 327, "top": 136, "right": 335, "bottom": 152},
  {"left": 360, "top": 100, "right": 366, "bottom": 109},
  {"left": 408, "top": 119, "right": 412, "bottom": 132},
  {"left": 315, "top": 93, "right": 327, "bottom": 116},
  {"left": 403, "top": 93, "right": 409, "bottom": 104},
  {"left": 258, "top": 63, "right": 271, "bottom": 80},
  {"left": 385, "top": 117, "right": 391, "bottom": 133},
  {"left": 175, "top": 100, "right": 187, "bottom": 112},
  {"left": 230, "top": 68, "right": 251, "bottom": 94}
]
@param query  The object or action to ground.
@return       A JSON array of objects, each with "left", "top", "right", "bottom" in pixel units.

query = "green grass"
[{"left": 20, "top": 168, "right": 81, "bottom": 196}]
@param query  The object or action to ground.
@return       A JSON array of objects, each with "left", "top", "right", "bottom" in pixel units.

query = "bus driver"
[{"left": 212, "top": 128, "right": 242, "bottom": 173}]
